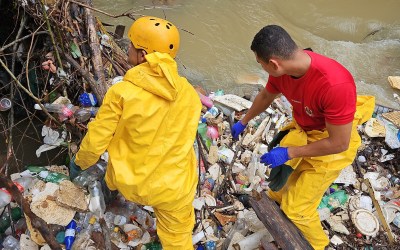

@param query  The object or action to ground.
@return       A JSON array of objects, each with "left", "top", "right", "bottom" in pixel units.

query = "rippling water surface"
[{"left": 95, "top": 0, "right": 400, "bottom": 108}]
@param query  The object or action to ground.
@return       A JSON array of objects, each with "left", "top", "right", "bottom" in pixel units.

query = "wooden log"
[
  {"left": 249, "top": 192, "right": 313, "bottom": 250},
  {"left": 84, "top": 0, "right": 108, "bottom": 104},
  {"left": 0, "top": 175, "right": 62, "bottom": 250}
]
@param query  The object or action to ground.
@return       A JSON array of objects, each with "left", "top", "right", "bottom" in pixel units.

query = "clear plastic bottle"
[
  {"left": 0, "top": 176, "right": 36, "bottom": 209},
  {"left": 221, "top": 218, "right": 248, "bottom": 249},
  {"left": 34, "top": 103, "right": 98, "bottom": 122},
  {"left": 132, "top": 206, "right": 155, "bottom": 229},
  {"left": 2, "top": 235, "right": 20, "bottom": 250},
  {"left": 88, "top": 180, "right": 106, "bottom": 219},
  {"left": 0, "top": 190, "right": 12, "bottom": 209},
  {"left": 72, "top": 216, "right": 96, "bottom": 250},
  {"left": 110, "top": 226, "right": 122, "bottom": 245},
  {"left": 72, "top": 161, "right": 107, "bottom": 188}
]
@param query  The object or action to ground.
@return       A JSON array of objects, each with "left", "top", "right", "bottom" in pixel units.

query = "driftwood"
[
  {"left": 249, "top": 192, "right": 313, "bottom": 250},
  {"left": 0, "top": 175, "right": 62, "bottom": 250},
  {"left": 84, "top": 0, "right": 107, "bottom": 104}
]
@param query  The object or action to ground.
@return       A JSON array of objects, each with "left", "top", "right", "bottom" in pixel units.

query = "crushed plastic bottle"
[
  {"left": 72, "top": 161, "right": 107, "bottom": 188},
  {"left": 2, "top": 235, "right": 20, "bottom": 250},
  {"left": 72, "top": 216, "right": 96, "bottom": 250},
  {"left": 221, "top": 218, "right": 248, "bottom": 249}
]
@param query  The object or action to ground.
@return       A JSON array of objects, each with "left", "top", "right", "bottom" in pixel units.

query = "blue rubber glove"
[
  {"left": 231, "top": 121, "right": 247, "bottom": 139},
  {"left": 260, "top": 147, "right": 290, "bottom": 168}
]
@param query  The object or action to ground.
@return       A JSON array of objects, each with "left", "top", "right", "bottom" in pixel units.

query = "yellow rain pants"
[
  {"left": 268, "top": 95, "right": 375, "bottom": 250},
  {"left": 76, "top": 52, "right": 202, "bottom": 250}
]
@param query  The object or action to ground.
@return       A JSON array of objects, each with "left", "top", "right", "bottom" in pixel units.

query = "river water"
[{"left": 94, "top": 0, "right": 400, "bottom": 108}]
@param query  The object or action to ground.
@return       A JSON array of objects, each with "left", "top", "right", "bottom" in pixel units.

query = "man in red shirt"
[{"left": 232, "top": 25, "right": 374, "bottom": 249}]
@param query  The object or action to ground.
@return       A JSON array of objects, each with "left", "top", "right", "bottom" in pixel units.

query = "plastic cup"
[{"left": 0, "top": 97, "right": 11, "bottom": 111}]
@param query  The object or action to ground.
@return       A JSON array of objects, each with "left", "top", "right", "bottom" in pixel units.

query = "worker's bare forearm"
[
  {"left": 287, "top": 122, "right": 353, "bottom": 159},
  {"left": 242, "top": 88, "right": 277, "bottom": 124},
  {"left": 288, "top": 137, "right": 348, "bottom": 159}
]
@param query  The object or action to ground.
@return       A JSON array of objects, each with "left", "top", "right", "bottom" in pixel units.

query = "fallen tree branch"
[
  {"left": 0, "top": 174, "right": 62, "bottom": 250},
  {"left": 84, "top": 0, "right": 107, "bottom": 104},
  {"left": 0, "top": 31, "right": 48, "bottom": 53}
]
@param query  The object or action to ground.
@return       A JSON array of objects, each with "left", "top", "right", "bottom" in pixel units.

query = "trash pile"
[
  {"left": 1, "top": 0, "right": 400, "bottom": 249},
  {"left": 1, "top": 87, "right": 400, "bottom": 249}
]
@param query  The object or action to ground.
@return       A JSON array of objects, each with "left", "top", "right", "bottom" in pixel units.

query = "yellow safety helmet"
[{"left": 128, "top": 16, "right": 180, "bottom": 58}]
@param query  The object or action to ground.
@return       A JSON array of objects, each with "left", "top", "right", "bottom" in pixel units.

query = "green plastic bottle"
[
  {"left": 145, "top": 242, "right": 162, "bottom": 250},
  {"left": 27, "top": 166, "right": 69, "bottom": 183},
  {"left": 318, "top": 190, "right": 348, "bottom": 211},
  {"left": 0, "top": 207, "right": 23, "bottom": 234}
]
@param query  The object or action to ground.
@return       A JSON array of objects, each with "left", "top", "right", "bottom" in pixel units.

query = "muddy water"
[{"left": 95, "top": 0, "right": 400, "bottom": 108}]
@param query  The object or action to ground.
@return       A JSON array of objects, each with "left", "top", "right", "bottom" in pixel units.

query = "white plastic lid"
[{"left": 351, "top": 209, "right": 379, "bottom": 236}]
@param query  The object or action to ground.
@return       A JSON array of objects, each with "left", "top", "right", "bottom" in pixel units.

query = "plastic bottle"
[
  {"left": 72, "top": 161, "right": 107, "bottom": 188},
  {"left": 74, "top": 107, "right": 99, "bottom": 122},
  {"left": 318, "top": 190, "right": 348, "bottom": 211},
  {"left": 144, "top": 242, "right": 162, "bottom": 250},
  {"left": 132, "top": 207, "right": 154, "bottom": 229},
  {"left": 64, "top": 220, "right": 77, "bottom": 250},
  {"left": 34, "top": 103, "right": 98, "bottom": 122},
  {"left": 387, "top": 174, "right": 400, "bottom": 185},
  {"left": 72, "top": 216, "right": 96, "bottom": 250},
  {"left": 88, "top": 181, "right": 106, "bottom": 219},
  {"left": 197, "top": 92, "right": 213, "bottom": 108},
  {"left": 26, "top": 166, "right": 69, "bottom": 184},
  {"left": 0, "top": 176, "right": 36, "bottom": 209},
  {"left": 204, "top": 241, "right": 216, "bottom": 250},
  {"left": 110, "top": 226, "right": 123, "bottom": 245},
  {"left": 221, "top": 218, "right": 248, "bottom": 249},
  {"left": 0, "top": 207, "right": 23, "bottom": 234},
  {"left": 2, "top": 235, "right": 20, "bottom": 250},
  {"left": 4, "top": 217, "right": 27, "bottom": 237}
]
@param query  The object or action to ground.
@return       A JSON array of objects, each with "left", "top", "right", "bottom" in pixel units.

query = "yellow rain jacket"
[
  {"left": 268, "top": 95, "right": 375, "bottom": 250},
  {"left": 76, "top": 52, "right": 202, "bottom": 249}
]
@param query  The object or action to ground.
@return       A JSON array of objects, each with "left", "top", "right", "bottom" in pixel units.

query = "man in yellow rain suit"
[
  {"left": 74, "top": 16, "right": 202, "bottom": 249},
  {"left": 231, "top": 25, "right": 374, "bottom": 249}
]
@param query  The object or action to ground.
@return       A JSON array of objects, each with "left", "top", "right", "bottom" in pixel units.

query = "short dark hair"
[{"left": 251, "top": 25, "right": 298, "bottom": 62}]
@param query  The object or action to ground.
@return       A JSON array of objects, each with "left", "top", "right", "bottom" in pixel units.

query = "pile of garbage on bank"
[
  {"left": 1, "top": 87, "right": 400, "bottom": 249},
  {"left": 1, "top": 0, "right": 400, "bottom": 249}
]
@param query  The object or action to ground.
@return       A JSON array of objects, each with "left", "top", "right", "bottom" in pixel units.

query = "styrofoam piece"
[
  {"left": 330, "top": 235, "right": 344, "bottom": 246},
  {"left": 351, "top": 209, "right": 379, "bottom": 237},
  {"left": 364, "top": 118, "right": 386, "bottom": 137},
  {"left": 192, "top": 231, "right": 205, "bottom": 245},
  {"left": 327, "top": 217, "right": 350, "bottom": 235},
  {"left": 334, "top": 165, "right": 356, "bottom": 186},
  {"left": 212, "top": 94, "right": 253, "bottom": 111},
  {"left": 381, "top": 204, "right": 400, "bottom": 224},
  {"left": 318, "top": 207, "right": 331, "bottom": 221}
]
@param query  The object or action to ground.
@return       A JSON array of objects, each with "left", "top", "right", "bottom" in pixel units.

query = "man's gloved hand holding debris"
[
  {"left": 261, "top": 147, "right": 293, "bottom": 191},
  {"left": 231, "top": 121, "right": 247, "bottom": 139}
]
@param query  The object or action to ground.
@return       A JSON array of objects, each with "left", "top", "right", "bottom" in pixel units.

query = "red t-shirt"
[{"left": 266, "top": 51, "right": 356, "bottom": 131}]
